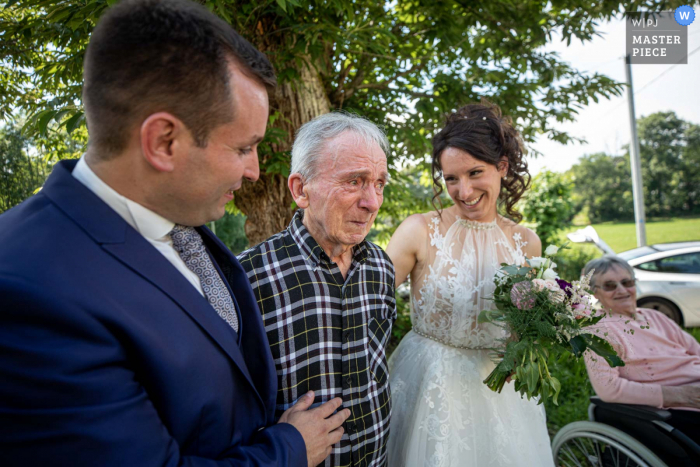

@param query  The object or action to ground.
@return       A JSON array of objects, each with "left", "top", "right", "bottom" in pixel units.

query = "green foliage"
[
  {"left": 521, "top": 170, "right": 574, "bottom": 247},
  {"left": 2, "top": 0, "right": 668, "bottom": 226},
  {"left": 568, "top": 112, "right": 700, "bottom": 223},
  {"left": 212, "top": 211, "right": 250, "bottom": 254},
  {"left": 638, "top": 111, "right": 700, "bottom": 217},
  {"left": 387, "top": 284, "right": 412, "bottom": 356},
  {"left": 0, "top": 125, "right": 51, "bottom": 213},
  {"left": 555, "top": 245, "right": 598, "bottom": 281},
  {"left": 568, "top": 152, "right": 635, "bottom": 223},
  {"left": 369, "top": 162, "right": 434, "bottom": 246}
]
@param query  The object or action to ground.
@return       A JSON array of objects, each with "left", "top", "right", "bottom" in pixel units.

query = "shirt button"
[
  {"left": 343, "top": 330, "right": 351, "bottom": 342},
  {"left": 346, "top": 377, "right": 352, "bottom": 386},
  {"left": 347, "top": 422, "right": 356, "bottom": 433}
]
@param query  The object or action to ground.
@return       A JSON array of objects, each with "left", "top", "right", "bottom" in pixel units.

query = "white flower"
[
  {"left": 550, "top": 261, "right": 557, "bottom": 270},
  {"left": 542, "top": 268, "right": 559, "bottom": 280},
  {"left": 528, "top": 257, "right": 546, "bottom": 268},
  {"left": 545, "top": 245, "right": 559, "bottom": 256}
]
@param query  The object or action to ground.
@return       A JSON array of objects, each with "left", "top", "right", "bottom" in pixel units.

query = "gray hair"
[
  {"left": 290, "top": 111, "right": 390, "bottom": 181},
  {"left": 582, "top": 255, "right": 635, "bottom": 288}
]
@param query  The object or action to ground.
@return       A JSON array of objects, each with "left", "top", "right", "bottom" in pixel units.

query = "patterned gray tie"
[{"left": 170, "top": 225, "right": 239, "bottom": 332}]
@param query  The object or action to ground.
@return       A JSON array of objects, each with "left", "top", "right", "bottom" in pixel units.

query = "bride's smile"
[{"left": 440, "top": 147, "right": 508, "bottom": 223}]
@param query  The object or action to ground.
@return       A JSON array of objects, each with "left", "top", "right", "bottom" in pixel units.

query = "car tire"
[{"left": 637, "top": 297, "right": 683, "bottom": 325}]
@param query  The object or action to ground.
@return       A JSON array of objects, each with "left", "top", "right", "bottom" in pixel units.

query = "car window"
[
  {"left": 655, "top": 252, "right": 700, "bottom": 274},
  {"left": 636, "top": 261, "right": 658, "bottom": 271}
]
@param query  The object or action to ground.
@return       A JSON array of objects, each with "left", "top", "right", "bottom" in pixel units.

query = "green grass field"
[{"left": 560, "top": 216, "right": 700, "bottom": 254}]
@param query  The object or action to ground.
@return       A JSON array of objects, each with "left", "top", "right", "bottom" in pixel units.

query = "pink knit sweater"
[{"left": 584, "top": 308, "right": 700, "bottom": 410}]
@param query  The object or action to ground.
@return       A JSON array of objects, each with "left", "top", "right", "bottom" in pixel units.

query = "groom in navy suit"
[{"left": 0, "top": 0, "right": 349, "bottom": 465}]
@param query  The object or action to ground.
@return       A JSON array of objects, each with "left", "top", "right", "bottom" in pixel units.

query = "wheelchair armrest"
[{"left": 590, "top": 396, "right": 672, "bottom": 422}]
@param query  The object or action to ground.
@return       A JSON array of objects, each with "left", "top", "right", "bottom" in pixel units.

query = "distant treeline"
[{"left": 567, "top": 111, "right": 700, "bottom": 223}]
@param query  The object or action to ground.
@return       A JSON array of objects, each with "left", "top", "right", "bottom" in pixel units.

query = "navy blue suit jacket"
[{"left": 0, "top": 160, "right": 306, "bottom": 466}]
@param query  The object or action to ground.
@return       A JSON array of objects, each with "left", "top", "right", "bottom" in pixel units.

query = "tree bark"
[{"left": 234, "top": 57, "right": 331, "bottom": 246}]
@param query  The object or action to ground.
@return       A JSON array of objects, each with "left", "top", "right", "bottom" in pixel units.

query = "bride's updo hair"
[{"left": 431, "top": 99, "right": 530, "bottom": 222}]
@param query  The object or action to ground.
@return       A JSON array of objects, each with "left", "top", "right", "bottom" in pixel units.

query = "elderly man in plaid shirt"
[{"left": 238, "top": 112, "right": 396, "bottom": 467}]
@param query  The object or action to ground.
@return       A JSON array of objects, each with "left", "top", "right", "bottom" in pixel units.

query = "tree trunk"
[{"left": 234, "top": 58, "right": 331, "bottom": 246}]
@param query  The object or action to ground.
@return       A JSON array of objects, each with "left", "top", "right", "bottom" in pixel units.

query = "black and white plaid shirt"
[{"left": 238, "top": 210, "right": 396, "bottom": 467}]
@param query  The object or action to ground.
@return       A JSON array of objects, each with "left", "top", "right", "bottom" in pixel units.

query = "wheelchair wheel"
[{"left": 552, "top": 421, "right": 668, "bottom": 467}]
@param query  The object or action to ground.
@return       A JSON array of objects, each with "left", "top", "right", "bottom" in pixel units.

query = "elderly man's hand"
[
  {"left": 277, "top": 391, "right": 350, "bottom": 466},
  {"left": 661, "top": 385, "right": 700, "bottom": 409}
]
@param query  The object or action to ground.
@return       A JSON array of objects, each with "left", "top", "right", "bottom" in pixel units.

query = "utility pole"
[{"left": 624, "top": 54, "right": 647, "bottom": 247}]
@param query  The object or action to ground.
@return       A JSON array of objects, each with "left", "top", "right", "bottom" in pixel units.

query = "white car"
[
  {"left": 618, "top": 242, "right": 700, "bottom": 326},
  {"left": 567, "top": 227, "right": 700, "bottom": 326}
]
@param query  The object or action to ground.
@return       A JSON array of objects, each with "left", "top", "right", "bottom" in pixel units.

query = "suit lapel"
[
  {"left": 41, "top": 160, "right": 265, "bottom": 409},
  {"left": 102, "top": 229, "right": 255, "bottom": 381}
]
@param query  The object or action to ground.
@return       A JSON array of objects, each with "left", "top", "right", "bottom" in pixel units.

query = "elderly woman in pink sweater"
[{"left": 583, "top": 255, "right": 700, "bottom": 444}]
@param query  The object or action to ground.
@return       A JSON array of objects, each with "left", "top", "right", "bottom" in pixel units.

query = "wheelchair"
[{"left": 552, "top": 397, "right": 700, "bottom": 467}]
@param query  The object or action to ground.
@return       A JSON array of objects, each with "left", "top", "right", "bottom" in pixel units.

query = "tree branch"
[{"left": 355, "top": 59, "right": 430, "bottom": 91}]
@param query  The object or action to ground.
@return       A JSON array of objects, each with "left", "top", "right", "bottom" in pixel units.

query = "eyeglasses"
[{"left": 595, "top": 279, "right": 636, "bottom": 292}]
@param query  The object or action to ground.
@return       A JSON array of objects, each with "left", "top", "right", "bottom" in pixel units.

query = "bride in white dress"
[{"left": 386, "top": 102, "right": 555, "bottom": 466}]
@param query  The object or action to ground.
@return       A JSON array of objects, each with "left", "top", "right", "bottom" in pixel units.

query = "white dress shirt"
[{"left": 72, "top": 156, "right": 205, "bottom": 296}]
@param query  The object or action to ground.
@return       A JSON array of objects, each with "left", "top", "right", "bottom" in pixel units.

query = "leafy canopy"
[
  {"left": 3, "top": 0, "right": 669, "bottom": 153},
  {"left": 1, "top": 0, "right": 679, "bottom": 239}
]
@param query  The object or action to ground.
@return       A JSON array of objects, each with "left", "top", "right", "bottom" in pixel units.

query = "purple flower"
[
  {"left": 556, "top": 279, "right": 573, "bottom": 297},
  {"left": 511, "top": 282, "right": 536, "bottom": 310}
]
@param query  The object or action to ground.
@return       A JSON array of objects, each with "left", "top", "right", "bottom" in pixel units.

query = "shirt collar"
[
  {"left": 72, "top": 156, "right": 174, "bottom": 240},
  {"left": 287, "top": 210, "right": 369, "bottom": 266}
]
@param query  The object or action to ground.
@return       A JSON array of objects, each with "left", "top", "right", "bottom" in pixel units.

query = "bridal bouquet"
[{"left": 478, "top": 244, "right": 624, "bottom": 405}]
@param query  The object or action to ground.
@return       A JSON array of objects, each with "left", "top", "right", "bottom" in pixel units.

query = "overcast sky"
[{"left": 529, "top": 8, "right": 700, "bottom": 174}]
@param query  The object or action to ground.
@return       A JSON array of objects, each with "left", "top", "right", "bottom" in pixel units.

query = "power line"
[
  {"left": 595, "top": 44, "right": 699, "bottom": 153},
  {"left": 634, "top": 44, "right": 700, "bottom": 95},
  {"left": 587, "top": 44, "right": 700, "bottom": 125}
]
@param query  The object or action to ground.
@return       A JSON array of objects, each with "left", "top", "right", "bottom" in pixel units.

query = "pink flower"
[
  {"left": 511, "top": 282, "right": 536, "bottom": 310},
  {"left": 573, "top": 296, "right": 594, "bottom": 319}
]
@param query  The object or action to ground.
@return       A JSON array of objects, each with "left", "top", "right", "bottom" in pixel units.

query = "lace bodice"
[{"left": 411, "top": 212, "right": 526, "bottom": 349}]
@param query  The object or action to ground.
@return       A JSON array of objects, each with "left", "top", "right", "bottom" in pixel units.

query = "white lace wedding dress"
[{"left": 387, "top": 212, "right": 554, "bottom": 467}]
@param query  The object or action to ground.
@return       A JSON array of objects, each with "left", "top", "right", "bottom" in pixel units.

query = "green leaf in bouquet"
[
  {"left": 502, "top": 265, "right": 520, "bottom": 276},
  {"left": 582, "top": 334, "right": 625, "bottom": 367},
  {"left": 569, "top": 335, "right": 587, "bottom": 357},
  {"left": 516, "top": 266, "right": 533, "bottom": 276},
  {"left": 515, "top": 364, "right": 524, "bottom": 383},
  {"left": 478, "top": 309, "right": 504, "bottom": 324},
  {"left": 579, "top": 314, "right": 604, "bottom": 327},
  {"left": 526, "top": 362, "right": 538, "bottom": 394},
  {"left": 549, "top": 376, "right": 561, "bottom": 405},
  {"left": 532, "top": 319, "right": 557, "bottom": 340}
]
